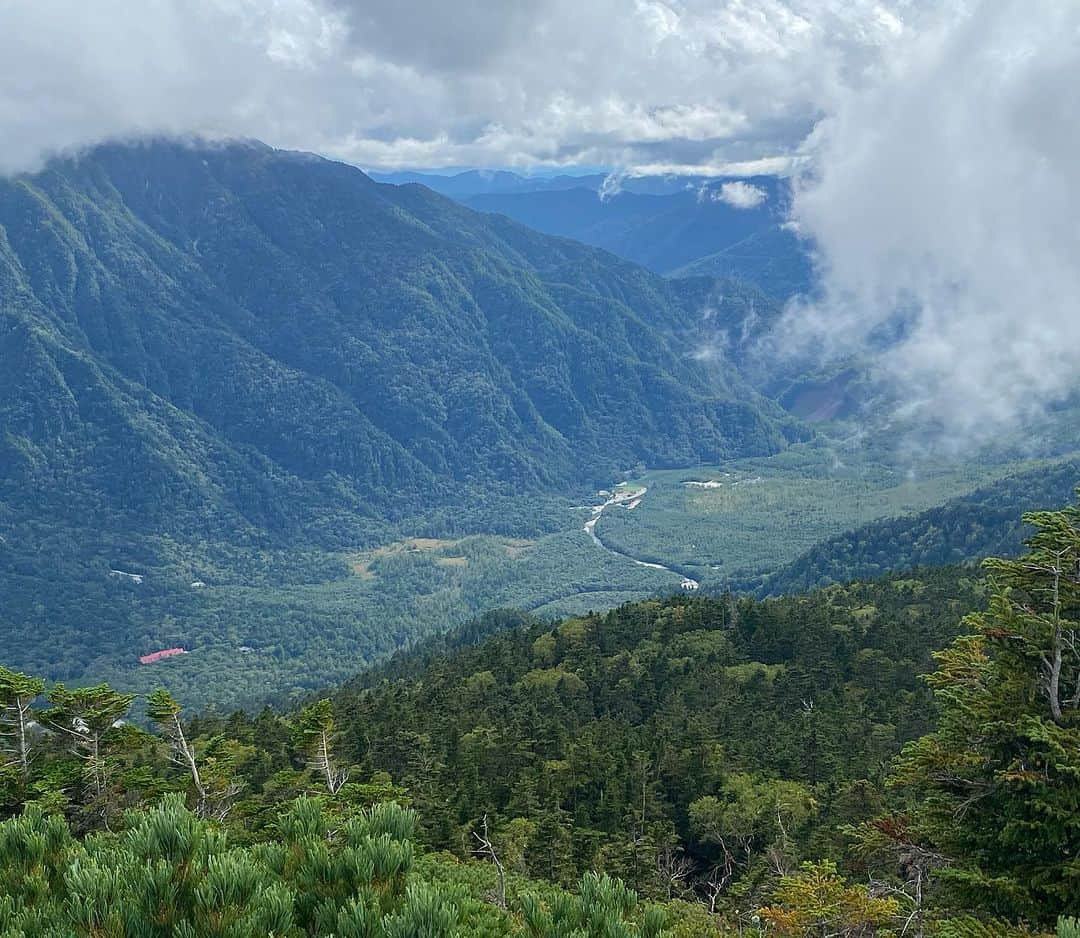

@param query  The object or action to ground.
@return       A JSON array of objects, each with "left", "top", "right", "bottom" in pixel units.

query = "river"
[{"left": 583, "top": 486, "right": 699, "bottom": 590}]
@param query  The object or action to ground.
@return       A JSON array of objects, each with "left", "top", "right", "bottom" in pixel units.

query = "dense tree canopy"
[{"left": 3, "top": 499, "right": 1080, "bottom": 935}]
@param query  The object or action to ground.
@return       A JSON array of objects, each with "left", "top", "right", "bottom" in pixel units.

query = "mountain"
[
  {"left": 1, "top": 141, "right": 794, "bottom": 514},
  {"left": 369, "top": 168, "right": 609, "bottom": 197},
  {"left": 0, "top": 139, "right": 802, "bottom": 700},
  {"left": 463, "top": 181, "right": 773, "bottom": 271},
  {"left": 670, "top": 224, "right": 815, "bottom": 300}
]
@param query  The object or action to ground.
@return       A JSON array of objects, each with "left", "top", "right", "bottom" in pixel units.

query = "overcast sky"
[
  {"left": 0, "top": 0, "right": 916, "bottom": 176},
  {"left": 3, "top": 0, "right": 1079, "bottom": 444}
]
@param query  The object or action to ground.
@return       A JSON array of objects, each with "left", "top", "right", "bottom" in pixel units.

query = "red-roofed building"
[{"left": 139, "top": 647, "right": 187, "bottom": 665}]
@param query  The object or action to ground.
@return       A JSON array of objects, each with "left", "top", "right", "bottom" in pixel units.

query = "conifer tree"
[
  {"left": 758, "top": 860, "right": 900, "bottom": 936},
  {"left": 0, "top": 666, "right": 44, "bottom": 782},
  {"left": 44, "top": 682, "right": 136, "bottom": 822},
  {"left": 891, "top": 505, "right": 1080, "bottom": 925},
  {"left": 296, "top": 699, "right": 348, "bottom": 794}
]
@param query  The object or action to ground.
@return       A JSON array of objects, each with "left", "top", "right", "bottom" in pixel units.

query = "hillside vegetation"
[
  {"left": 756, "top": 458, "right": 1080, "bottom": 596},
  {"left": 328, "top": 570, "right": 983, "bottom": 896},
  {"left": 3, "top": 498, "right": 1080, "bottom": 933}
]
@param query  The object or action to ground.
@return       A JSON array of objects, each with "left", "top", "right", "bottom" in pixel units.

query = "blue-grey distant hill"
[
  {"left": 371, "top": 169, "right": 813, "bottom": 297},
  {"left": 368, "top": 169, "right": 693, "bottom": 197}
]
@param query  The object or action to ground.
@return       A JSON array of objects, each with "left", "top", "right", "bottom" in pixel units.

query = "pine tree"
[
  {"left": 44, "top": 682, "right": 136, "bottom": 824},
  {"left": 519, "top": 871, "right": 665, "bottom": 938}
]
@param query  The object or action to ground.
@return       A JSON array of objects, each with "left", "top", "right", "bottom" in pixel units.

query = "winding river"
[{"left": 583, "top": 487, "right": 699, "bottom": 590}]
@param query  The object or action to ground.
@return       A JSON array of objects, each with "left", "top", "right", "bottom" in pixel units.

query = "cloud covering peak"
[{"left": 4, "top": 0, "right": 1080, "bottom": 446}]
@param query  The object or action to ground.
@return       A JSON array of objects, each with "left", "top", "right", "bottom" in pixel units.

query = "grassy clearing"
[{"left": 348, "top": 536, "right": 536, "bottom": 580}]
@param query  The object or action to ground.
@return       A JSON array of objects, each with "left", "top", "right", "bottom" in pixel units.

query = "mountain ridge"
[{"left": 0, "top": 141, "right": 798, "bottom": 521}]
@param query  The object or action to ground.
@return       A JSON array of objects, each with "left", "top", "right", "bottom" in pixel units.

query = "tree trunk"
[
  {"left": 15, "top": 697, "right": 30, "bottom": 779},
  {"left": 173, "top": 715, "right": 208, "bottom": 817},
  {"left": 1048, "top": 624, "right": 1064, "bottom": 723}
]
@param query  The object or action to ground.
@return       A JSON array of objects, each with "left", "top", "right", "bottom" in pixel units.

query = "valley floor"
[{"left": 60, "top": 436, "right": 1069, "bottom": 711}]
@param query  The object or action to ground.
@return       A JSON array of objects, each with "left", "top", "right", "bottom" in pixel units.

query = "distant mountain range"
[
  {"left": 368, "top": 169, "right": 698, "bottom": 197},
  {"left": 370, "top": 169, "right": 814, "bottom": 297}
]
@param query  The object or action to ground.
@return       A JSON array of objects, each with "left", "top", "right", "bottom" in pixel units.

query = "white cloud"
[
  {"left": 634, "top": 155, "right": 804, "bottom": 177},
  {"left": 598, "top": 171, "right": 627, "bottom": 202},
  {"left": 784, "top": 0, "right": 1080, "bottom": 444},
  {"left": 714, "top": 180, "right": 768, "bottom": 208},
  {"left": 0, "top": 0, "right": 911, "bottom": 175}
]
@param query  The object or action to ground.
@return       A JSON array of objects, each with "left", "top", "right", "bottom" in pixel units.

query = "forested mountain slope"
[
  {"left": 0, "top": 141, "right": 793, "bottom": 531},
  {"left": 0, "top": 565, "right": 991, "bottom": 919},
  {"left": 0, "top": 140, "right": 804, "bottom": 697},
  {"left": 670, "top": 225, "right": 814, "bottom": 300},
  {"left": 324, "top": 570, "right": 983, "bottom": 895}
]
